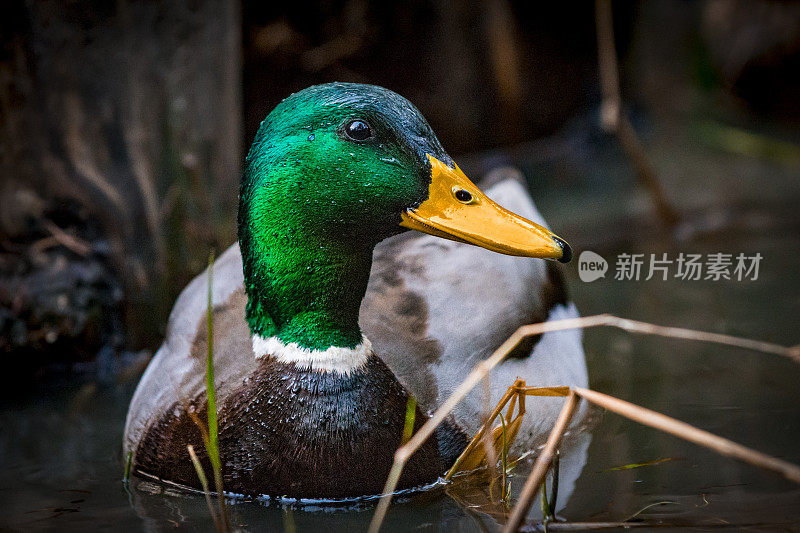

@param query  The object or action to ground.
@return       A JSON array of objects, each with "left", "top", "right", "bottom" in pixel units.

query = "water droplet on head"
[{"left": 307, "top": 134, "right": 315, "bottom": 141}]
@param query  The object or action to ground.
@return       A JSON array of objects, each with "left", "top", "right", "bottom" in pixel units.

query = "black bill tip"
[{"left": 552, "top": 236, "right": 572, "bottom": 263}]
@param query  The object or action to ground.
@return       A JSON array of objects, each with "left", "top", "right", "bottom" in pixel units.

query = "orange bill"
[{"left": 400, "top": 155, "right": 571, "bottom": 262}]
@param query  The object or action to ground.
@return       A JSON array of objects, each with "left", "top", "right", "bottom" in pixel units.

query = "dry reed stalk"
[
  {"left": 367, "top": 314, "right": 799, "bottom": 533},
  {"left": 446, "top": 383, "right": 569, "bottom": 479},
  {"left": 575, "top": 387, "right": 800, "bottom": 483},
  {"left": 42, "top": 220, "right": 92, "bottom": 256},
  {"left": 530, "top": 522, "right": 785, "bottom": 530},
  {"left": 592, "top": 315, "right": 800, "bottom": 365},
  {"left": 503, "top": 392, "right": 581, "bottom": 533},
  {"left": 367, "top": 315, "right": 610, "bottom": 533},
  {"left": 502, "top": 388, "right": 800, "bottom": 532},
  {"left": 481, "top": 376, "right": 501, "bottom": 497}
]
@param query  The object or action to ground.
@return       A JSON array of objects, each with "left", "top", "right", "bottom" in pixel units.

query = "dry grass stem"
[
  {"left": 368, "top": 315, "right": 609, "bottom": 533},
  {"left": 446, "top": 383, "right": 569, "bottom": 479},
  {"left": 367, "top": 314, "right": 798, "bottom": 533},
  {"left": 574, "top": 387, "right": 800, "bottom": 483},
  {"left": 504, "top": 387, "right": 800, "bottom": 532},
  {"left": 498, "top": 412, "right": 509, "bottom": 501},
  {"left": 481, "top": 377, "right": 500, "bottom": 496},
  {"left": 42, "top": 220, "right": 92, "bottom": 256},
  {"left": 599, "top": 316, "right": 800, "bottom": 364},
  {"left": 529, "top": 522, "right": 766, "bottom": 530},
  {"left": 503, "top": 392, "right": 581, "bottom": 533}
]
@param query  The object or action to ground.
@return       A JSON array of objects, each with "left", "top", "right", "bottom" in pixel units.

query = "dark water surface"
[{"left": 2, "top": 117, "right": 799, "bottom": 531}]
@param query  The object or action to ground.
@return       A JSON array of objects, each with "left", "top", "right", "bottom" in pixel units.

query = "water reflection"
[{"left": 125, "top": 432, "right": 592, "bottom": 531}]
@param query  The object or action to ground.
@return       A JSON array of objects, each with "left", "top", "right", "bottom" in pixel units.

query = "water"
[{"left": 2, "top": 115, "right": 799, "bottom": 531}]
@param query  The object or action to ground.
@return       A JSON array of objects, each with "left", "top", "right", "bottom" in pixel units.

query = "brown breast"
[{"left": 133, "top": 354, "right": 467, "bottom": 499}]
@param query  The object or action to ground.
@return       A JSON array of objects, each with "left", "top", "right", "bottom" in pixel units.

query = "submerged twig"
[
  {"left": 42, "top": 220, "right": 92, "bottom": 256},
  {"left": 602, "top": 456, "right": 675, "bottom": 472},
  {"left": 540, "top": 477, "right": 552, "bottom": 530},
  {"left": 368, "top": 314, "right": 799, "bottom": 533}
]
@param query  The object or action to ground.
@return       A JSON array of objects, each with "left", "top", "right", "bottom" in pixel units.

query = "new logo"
[{"left": 578, "top": 250, "right": 608, "bottom": 282}]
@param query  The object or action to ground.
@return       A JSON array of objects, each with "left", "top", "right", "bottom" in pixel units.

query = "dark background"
[{"left": 2, "top": 0, "right": 799, "bottom": 393}]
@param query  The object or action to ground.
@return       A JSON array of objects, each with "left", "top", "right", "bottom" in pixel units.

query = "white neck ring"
[{"left": 251, "top": 334, "right": 372, "bottom": 375}]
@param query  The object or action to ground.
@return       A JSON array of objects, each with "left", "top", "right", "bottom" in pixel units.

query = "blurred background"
[
  {"left": 2, "top": 0, "right": 799, "bottom": 390},
  {"left": 2, "top": 1, "right": 800, "bottom": 530}
]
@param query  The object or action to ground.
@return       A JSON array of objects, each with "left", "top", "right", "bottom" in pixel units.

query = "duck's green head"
[{"left": 239, "top": 83, "right": 570, "bottom": 350}]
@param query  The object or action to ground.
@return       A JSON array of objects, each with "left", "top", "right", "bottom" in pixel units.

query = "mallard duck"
[{"left": 123, "top": 83, "right": 586, "bottom": 499}]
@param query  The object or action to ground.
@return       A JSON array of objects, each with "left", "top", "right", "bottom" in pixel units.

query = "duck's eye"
[
  {"left": 344, "top": 119, "right": 373, "bottom": 141},
  {"left": 454, "top": 189, "right": 472, "bottom": 203}
]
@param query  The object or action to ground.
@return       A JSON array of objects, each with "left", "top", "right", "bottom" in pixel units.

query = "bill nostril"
[{"left": 455, "top": 189, "right": 472, "bottom": 202}]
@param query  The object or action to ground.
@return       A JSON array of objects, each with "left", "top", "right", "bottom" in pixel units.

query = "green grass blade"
[
  {"left": 540, "top": 476, "right": 553, "bottom": 522},
  {"left": 402, "top": 395, "right": 417, "bottom": 445},
  {"left": 205, "top": 251, "right": 229, "bottom": 531},
  {"left": 123, "top": 451, "right": 132, "bottom": 482},
  {"left": 283, "top": 508, "right": 297, "bottom": 533},
  {"left": 188, "top": 445, "right": 223, "bottom": 532},
  {"left": 602, "top": 456, "right": 675, "bottom": 472},
  {"left": 550, "top": 449, "right": 560, "bottom": 515},
  {"left": 498, "top": 412, "right": 509, "bottom": 501},
  {"left": 206, "top": 251, "right": 220, "bottom": 472}
]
